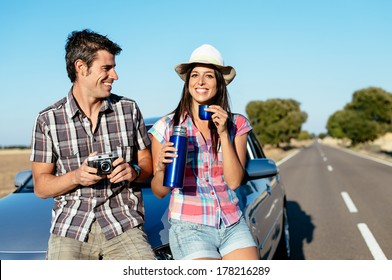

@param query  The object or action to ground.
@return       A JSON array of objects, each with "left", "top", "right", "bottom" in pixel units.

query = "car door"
[{"left": 236, "top": 131, "right": 284, "bottom": 259}]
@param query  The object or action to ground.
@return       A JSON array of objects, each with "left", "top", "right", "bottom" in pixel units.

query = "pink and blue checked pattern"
[{"left": 149, "top": 113, "right": 252, "bottom": 228}]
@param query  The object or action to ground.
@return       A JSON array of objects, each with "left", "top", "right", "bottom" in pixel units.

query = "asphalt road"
[{"left": 278, "top": 141, "right": 392, "bottom": 260}]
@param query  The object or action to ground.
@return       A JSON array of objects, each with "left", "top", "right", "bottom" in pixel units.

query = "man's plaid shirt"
[{"left": 30, "top": 89, "right": 150, "bottom": 241}]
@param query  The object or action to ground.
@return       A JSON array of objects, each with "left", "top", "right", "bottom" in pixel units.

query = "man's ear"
[{"left": 75, "top": 59, "right": 87, "bottom": 77}]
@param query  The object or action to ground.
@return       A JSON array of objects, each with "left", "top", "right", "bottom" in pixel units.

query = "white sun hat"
[{"left": 175, "top": 44, "right": 236, "bottom": 85}]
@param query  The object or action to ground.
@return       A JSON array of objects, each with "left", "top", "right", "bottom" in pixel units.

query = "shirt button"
[{"left": 211, "top": 191, "right": 215, "bottom": 195}]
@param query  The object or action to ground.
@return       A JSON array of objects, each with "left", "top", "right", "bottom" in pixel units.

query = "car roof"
[{"left": 144, "top": 116, "right": 161, "bottom": 127}]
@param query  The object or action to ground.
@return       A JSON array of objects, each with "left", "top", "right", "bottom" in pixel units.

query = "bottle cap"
[{"left": 173, "top": 126, "right": 187, "bottom": 136}]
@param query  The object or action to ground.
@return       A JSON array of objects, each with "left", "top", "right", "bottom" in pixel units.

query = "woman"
[{"left": 149, "top": 44, "right": 258, "bottom": 260}]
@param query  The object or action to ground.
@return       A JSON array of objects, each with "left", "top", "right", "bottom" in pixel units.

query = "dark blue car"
[{"left": 0, "top": 117, "right": 290, "bottom": 260}]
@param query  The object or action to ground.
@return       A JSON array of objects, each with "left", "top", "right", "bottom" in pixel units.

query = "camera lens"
[{"left": 100, "top": 160, "right": 112, "bottom": 173}]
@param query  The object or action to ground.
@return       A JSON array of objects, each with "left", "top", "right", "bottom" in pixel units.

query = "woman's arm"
[
  {"left": 220, "top": 131, "right": 248, "bottom": 190},
  {"left": 150, "top": 137, "right": 176, "bottom": 198},
  {"left": 208, "top": 105, "right": 248, "bottom": 190}
]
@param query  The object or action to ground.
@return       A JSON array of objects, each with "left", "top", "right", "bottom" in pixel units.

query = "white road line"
[
  {"left": 357, "top": 223, "right": 388, "bottom": 260},
  {"left": 327, "top": 165, "right": 333, "bottom": 172},
  {"left": 276, "top": 149, "right": 301, "bottom": 166},
  {"left": 341, "top": 192, "right": 358, "bottom": 213},
  {"left": 327, "top": 144, "right": 392, "bottom": 167}
]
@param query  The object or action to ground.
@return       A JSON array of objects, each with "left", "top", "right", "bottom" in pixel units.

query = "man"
[{"left": 30, "top": 29, "right": 155, "bottom": 260}]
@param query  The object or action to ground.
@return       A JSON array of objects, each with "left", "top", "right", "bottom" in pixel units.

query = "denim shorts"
[{"left": 169, "top": 217, "right": 257, "bottom": 260}]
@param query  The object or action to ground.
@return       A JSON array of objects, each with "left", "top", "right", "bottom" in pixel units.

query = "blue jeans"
[{"left": 169, "top": 217, "right": 256, "bottom": 260}]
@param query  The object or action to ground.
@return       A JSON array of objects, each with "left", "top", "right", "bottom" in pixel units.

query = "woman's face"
[{"left": 188, "top": 65, "right": 218, "bottom": 105}]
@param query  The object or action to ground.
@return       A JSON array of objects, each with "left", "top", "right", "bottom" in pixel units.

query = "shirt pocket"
[
  {"left": 115, "top": 144, "right": 135, "bottom": 163},
  {"left": 57, "top": 143, "right": 89, "bottom": 172},
  {"left": 101, "top": 130, "right": 137, "bottom": 163}
]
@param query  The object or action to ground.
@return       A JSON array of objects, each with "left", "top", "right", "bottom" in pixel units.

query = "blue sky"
[{"left": 0, "top": 0, "right": 391, "bottom": 146}]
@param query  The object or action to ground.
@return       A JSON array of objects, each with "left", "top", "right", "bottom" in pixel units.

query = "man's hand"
[
  {"left": 107, "top": 157, "right": 137, "bottom": 184},
  {"left": 75, "top": 156, "right": 106, "bottom": 186}
]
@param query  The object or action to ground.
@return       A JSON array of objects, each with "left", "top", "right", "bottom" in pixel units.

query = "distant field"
[{"left": 0, "top": 149, "right": 31, "bottom": 198}]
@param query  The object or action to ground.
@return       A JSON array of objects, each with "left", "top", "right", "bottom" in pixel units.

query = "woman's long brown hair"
[{"left": 171, "top": 64, "right": 232, "bottom": 158}]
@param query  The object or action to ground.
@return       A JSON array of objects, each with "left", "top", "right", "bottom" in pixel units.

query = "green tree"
[
  {"left": 246, "top": 98, "right": 307, "bottom": 146},
  {"left": 344, "top": 114, "right": 379, "bottom": 145},
  {"left": 318, "top": 132, "right": 328, "bottom": 139},
  {"left": 326, "top": 110, "right": 348, "bottom": 139},
  {"left": 326, "top": 87, "right": 392, "bottom": 145},
  {"left": 331, "top": 110, "right": 379, "bottom": 145},
  {"left": 297, "top": 130, "right": 312, "bottom": 140},
  {"left": 345, "top": 87, "right": 392, "bottom": 134}
]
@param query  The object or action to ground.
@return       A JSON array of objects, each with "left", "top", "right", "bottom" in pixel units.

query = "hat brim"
[{"left": 175, "top": 62, "right": 236, "bottom": 85}]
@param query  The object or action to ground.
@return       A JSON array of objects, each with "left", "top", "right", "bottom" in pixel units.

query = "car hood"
[
  {"left": 0, "top": 188, "right": 171, "bottom": 259},
  {"left": 0, "top": 192, "right": 52, "bottom": 259}
]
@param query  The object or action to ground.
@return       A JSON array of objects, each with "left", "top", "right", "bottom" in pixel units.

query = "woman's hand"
[
  {"left": 207, "top": 105, "right": 229, "bottom": 135},
  {"left": 156, "top": 142, "right": 178, "bottom": 173},
  {"left": 150, "top": 137, "right": 174, "bottom": 198}
]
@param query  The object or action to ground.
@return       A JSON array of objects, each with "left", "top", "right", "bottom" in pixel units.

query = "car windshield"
[{"left": 18, "top": 176, "right": 34, "bottom": 193}]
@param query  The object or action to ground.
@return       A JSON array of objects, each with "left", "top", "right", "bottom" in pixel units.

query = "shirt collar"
[{"left": 66, "top": 88, "right": 113, "bottom": 119}]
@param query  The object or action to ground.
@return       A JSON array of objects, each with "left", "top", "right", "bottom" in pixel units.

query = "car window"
[
  {"left": 18, "top": 176, "right": 34, "bottom": 193},
  {"left": 247, "top": 131, "right": 266, "bottom": 159},
  {"left": 146, "top": 124, "right": 153, "bottom": 152}
]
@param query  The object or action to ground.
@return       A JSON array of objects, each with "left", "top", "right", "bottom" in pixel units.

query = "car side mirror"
[
  {"left": 244, "top": 158, "right": 278, "bottom": 180},
  {"left": 14, "top": 170, "right": 32, "bottom": 188}
]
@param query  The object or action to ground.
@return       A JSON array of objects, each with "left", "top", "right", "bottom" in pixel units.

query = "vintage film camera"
[{"left": 87, "top": 151, "right": 118, "bottom": 175}]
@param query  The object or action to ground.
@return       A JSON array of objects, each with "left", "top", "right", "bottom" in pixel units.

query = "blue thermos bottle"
[{"left": 163, "top": 126, "right": 188, "bottom": 188}]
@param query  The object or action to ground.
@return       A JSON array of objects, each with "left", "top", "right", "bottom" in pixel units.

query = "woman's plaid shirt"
[{"left": 149, "top": 113, "right": 252, "bottom": 228}]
